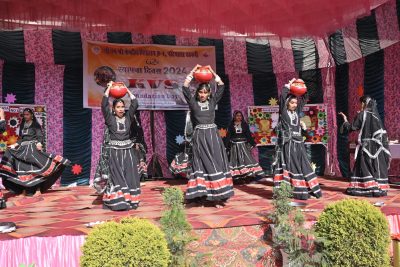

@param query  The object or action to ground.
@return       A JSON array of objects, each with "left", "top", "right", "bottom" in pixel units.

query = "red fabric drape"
[{"left": 0, "top": 0, "right": 390, "bottom": 37}]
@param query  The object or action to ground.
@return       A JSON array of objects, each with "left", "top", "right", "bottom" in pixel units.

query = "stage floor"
[{"left": 0, "top": 177, "right": 400, "bottom": 241}]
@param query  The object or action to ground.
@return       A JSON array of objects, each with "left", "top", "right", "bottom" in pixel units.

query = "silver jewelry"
[
  {"left": 197, "top": 101, "right": 209, "bottom": 111},
  {"left": 287, "top": 111, "right": 298, "bottom": 126},
  {"left": 22, "top": 121, "right": 32, "bottom": 135},
  {"left": 115, "top": 116, "right": 126, "bottom": 132},
  {"left": 234, "top": 124, "right": 242, "bottom": 133}
]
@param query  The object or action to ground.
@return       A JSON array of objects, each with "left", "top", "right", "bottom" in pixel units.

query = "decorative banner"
[
  {"left": 248, "top": 104, "right": 328, "bottom": 146},
  {"left": 0, "top": 104, "right": 47, "bottom": 154},
  {"left": 83, "top": 41, "right": 216, "bottom": 110}
]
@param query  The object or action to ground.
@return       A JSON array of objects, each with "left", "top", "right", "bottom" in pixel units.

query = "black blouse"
[
  {"left": 182, "top": 85, "right": 224, "bottom": 127},
  {"left": 277, "top": 86, "right": 308, "bottom": 142},
  {"left": 17, "top": 122, "right": 44, "bottom": 144},
  {"left": 226, "top": 122, "right": 256, "bottom": 147},
  {"left": 101, "top": 96, "right": 139, "bottom": 141}
]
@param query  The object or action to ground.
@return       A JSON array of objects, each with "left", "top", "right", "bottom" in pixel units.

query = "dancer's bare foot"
[
  {"left": 32, "top": 191, "right": 41, "bottom": 197},
  {"left": 13, "top": 193, "right": 25, "bottom": 199},
  {"left": 214, "top": 201, "right": 226, "bottom": 209}
]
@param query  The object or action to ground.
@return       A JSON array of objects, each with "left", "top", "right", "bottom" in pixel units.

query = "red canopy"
[{"left": 0, "top": 0, "right": 390, "bottom": 37}]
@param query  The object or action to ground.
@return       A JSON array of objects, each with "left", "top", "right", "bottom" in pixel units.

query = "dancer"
[
  {"left": 169, "top": 111, "right": 193, "bottom": 178},
  {"left": 272, "top": 79, "right": 322, "bottom": 200},
  {"left": 183, "top": 65, "right": 234, "bottom": 208},
  {"left": 130, "top": 114, "right": 148, "bottom": 182},
  {"left": 0, "top": 107, "right": 70, "bottom": 201},
  {"left": 226, "top": 110, "right": 265, "bottom": 180},
  {"left": 99, "top": 82, "right": 141, "bottom": 210},
  {"left": 339, "top": 96, "right": 391, "bottom": 197}
]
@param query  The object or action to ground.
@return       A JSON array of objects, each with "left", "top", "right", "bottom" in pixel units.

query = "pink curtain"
[
  {"left": 348, "top": 58, "right": 365, "bottom": 167},
  {"left": 0, "top": 0, "right": 388, "bottom": 37},
  {"left": 24, "top": 29, "right": 54, "bottom": 65},
  {"left": 321, "top": 67, "right": 341, "bottom": 176},
  {"left": 0, "top": 235, "right": 85, "bottom": 267},
  {"left": 384, "top": 42, "right": 400, "bottom": 176},
  {"left": 269, "top": 37, "right": 296, "bottom": 74},
  {"left": 375, "top": 0, "right": 400, "bottom": 49},
  {"left": 80, "top": 31, "right": 107, "bottom": 183},
  {"left": 34, "top": 65, "right": 65, "bottom": 157},
  {"left": 223, "top": 37, "right": 248, "bottom": 75}
]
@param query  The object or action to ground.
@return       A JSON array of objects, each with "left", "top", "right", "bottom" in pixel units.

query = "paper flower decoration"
[
  {"left": 321, "top": 135, "right": 329, "bottom": 144},
  {"left": 263, "top": 113, "right": 271, "bottom": 119},
  {"left": 219, "top": 128, "right": 227, "bottom": 138},
  {"left": 7, "top": 135, "right": 18, "bottom": 145},
  {"left": 256, "top": 112, "right": 263, "bottom": 119},
  {"left": 268, "top": 97, "right": 278, "bottom": 106},
  {"left": 72, "top": 164, "right": 83, "bottom": 175},
  {"left": 311, "top": 136, "right": 321, "bottom": 143},
  {"left": 0, "top": 141, "right": 7, "bottom": 152},
  {"left": 260, "top": 137, "right": 268, "bottom": 145},
  {"left": 8, "top": 116, "right": 19, "bottom": 128},
  {"left": 271, "top": 136, "right": 278, "bottom": 144},
  {"left": 248, "top": 116, "right": 256, "bottom": 124},
  {"left": 316, "top": 128, "right": 325, "bottom": 136},
  {"left": 4, "top": 93, "right": 16, "bottom": 104},
  {"left": 317, "top": 112, "right": 325, "bottom": 119},
  {"left": 318, "top": 120, "right": 326, "bottom": 126},
  {"left": 2, "top": 131, "right": 7, "bottom": 137},
  {"left": 175, "top": 135, "right": 185, "bottom": 145},
  {"left": 317, "top": 105, "right": 326, "bottom": 111},
  {"left": 249, "top": 124, "right": 259, "bottom": 133},
  {"left": 35, "top": 106, "right": 45, "bottom": 113}
]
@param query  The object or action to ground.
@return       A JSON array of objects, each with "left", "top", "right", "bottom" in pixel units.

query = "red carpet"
[{"left": 0, "top": 177, "right": 399, "bottom": 241}]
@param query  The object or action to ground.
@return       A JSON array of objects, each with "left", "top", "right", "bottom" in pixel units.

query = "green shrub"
[
  {"left": 160, "top": 187, "right": 197, "bottom": 267},
  {"left": 266, "top": 183, "right": 328, "bottom": 267},
  {"left": 315, "top": 199, "right": 391, "bottom": 267},
  {"left": 80, "top": 217, "right": 170, "bottom": 267}
]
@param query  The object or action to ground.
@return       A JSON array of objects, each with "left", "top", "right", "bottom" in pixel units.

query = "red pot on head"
[
  {"left": 290, "top": 79, "right": 307, "bottom": 97},
  {"left": 194, "top": 66, "right": 213, "bottom": 83},
  {"left": 109, "top": 82, "right": 128, "bottom": 98}
]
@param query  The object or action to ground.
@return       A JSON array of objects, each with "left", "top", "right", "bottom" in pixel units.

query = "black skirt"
[
  {"left": 186, "top": 124, "right": 234, "bottom": 201},
  {"left": 101, "top": 141, "right": 141, "bottom": 211},
  {"left": 273, "top": 139, "right": 322, "bottom": 200},
  {"left": 229, "top": 140, "right": 264, "bottom": 179},
  {"left": 346, "top": 143, "right": 390, "bottom": 197},
  {"left": 0, "top": 141, "right": 70, "bottom": 193}
]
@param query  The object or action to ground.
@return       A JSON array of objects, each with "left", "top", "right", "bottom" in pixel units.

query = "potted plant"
[{"left": 266, "top": 183, "right": 327, "bottom": 267}]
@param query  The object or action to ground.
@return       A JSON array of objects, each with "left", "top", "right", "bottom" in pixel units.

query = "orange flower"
[
  {"left": 219, "top": 128, "right": 227, "bottom": 138},
  {"left": 7, "top": 135, "right": 19, "bottom": 145}
]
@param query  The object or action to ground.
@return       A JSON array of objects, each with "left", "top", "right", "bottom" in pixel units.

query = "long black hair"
[
  {"left": 360, "top": 95, "right": 384, "bottom": 126},
  {"left": 19, "top": 108, "right": 42, "bottom": 134},
  {"left": 195, "top": 83, "right": 211, "bottom": 101},
  {"left": 112, "top": 98, "right": 125, "bottom": 108},
  {"left": 229, "top": 110, "right": 249, "bottom": 130}
]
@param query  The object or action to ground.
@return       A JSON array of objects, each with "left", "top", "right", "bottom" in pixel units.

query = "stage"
[{"left": 0, "top": 177, "right": 400, "bottom": 267}]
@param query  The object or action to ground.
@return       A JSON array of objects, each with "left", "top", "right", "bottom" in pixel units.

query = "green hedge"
[
  {"left": 80, "top": 217, "right": 170, "bottom": 267},
  {"left": 315, "top": 199, "right": 390, "bottom": 267}
]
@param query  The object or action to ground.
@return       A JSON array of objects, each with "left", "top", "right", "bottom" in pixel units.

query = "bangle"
[{"left": 185, "top": 75, "right": 193, "bottom": 82}]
